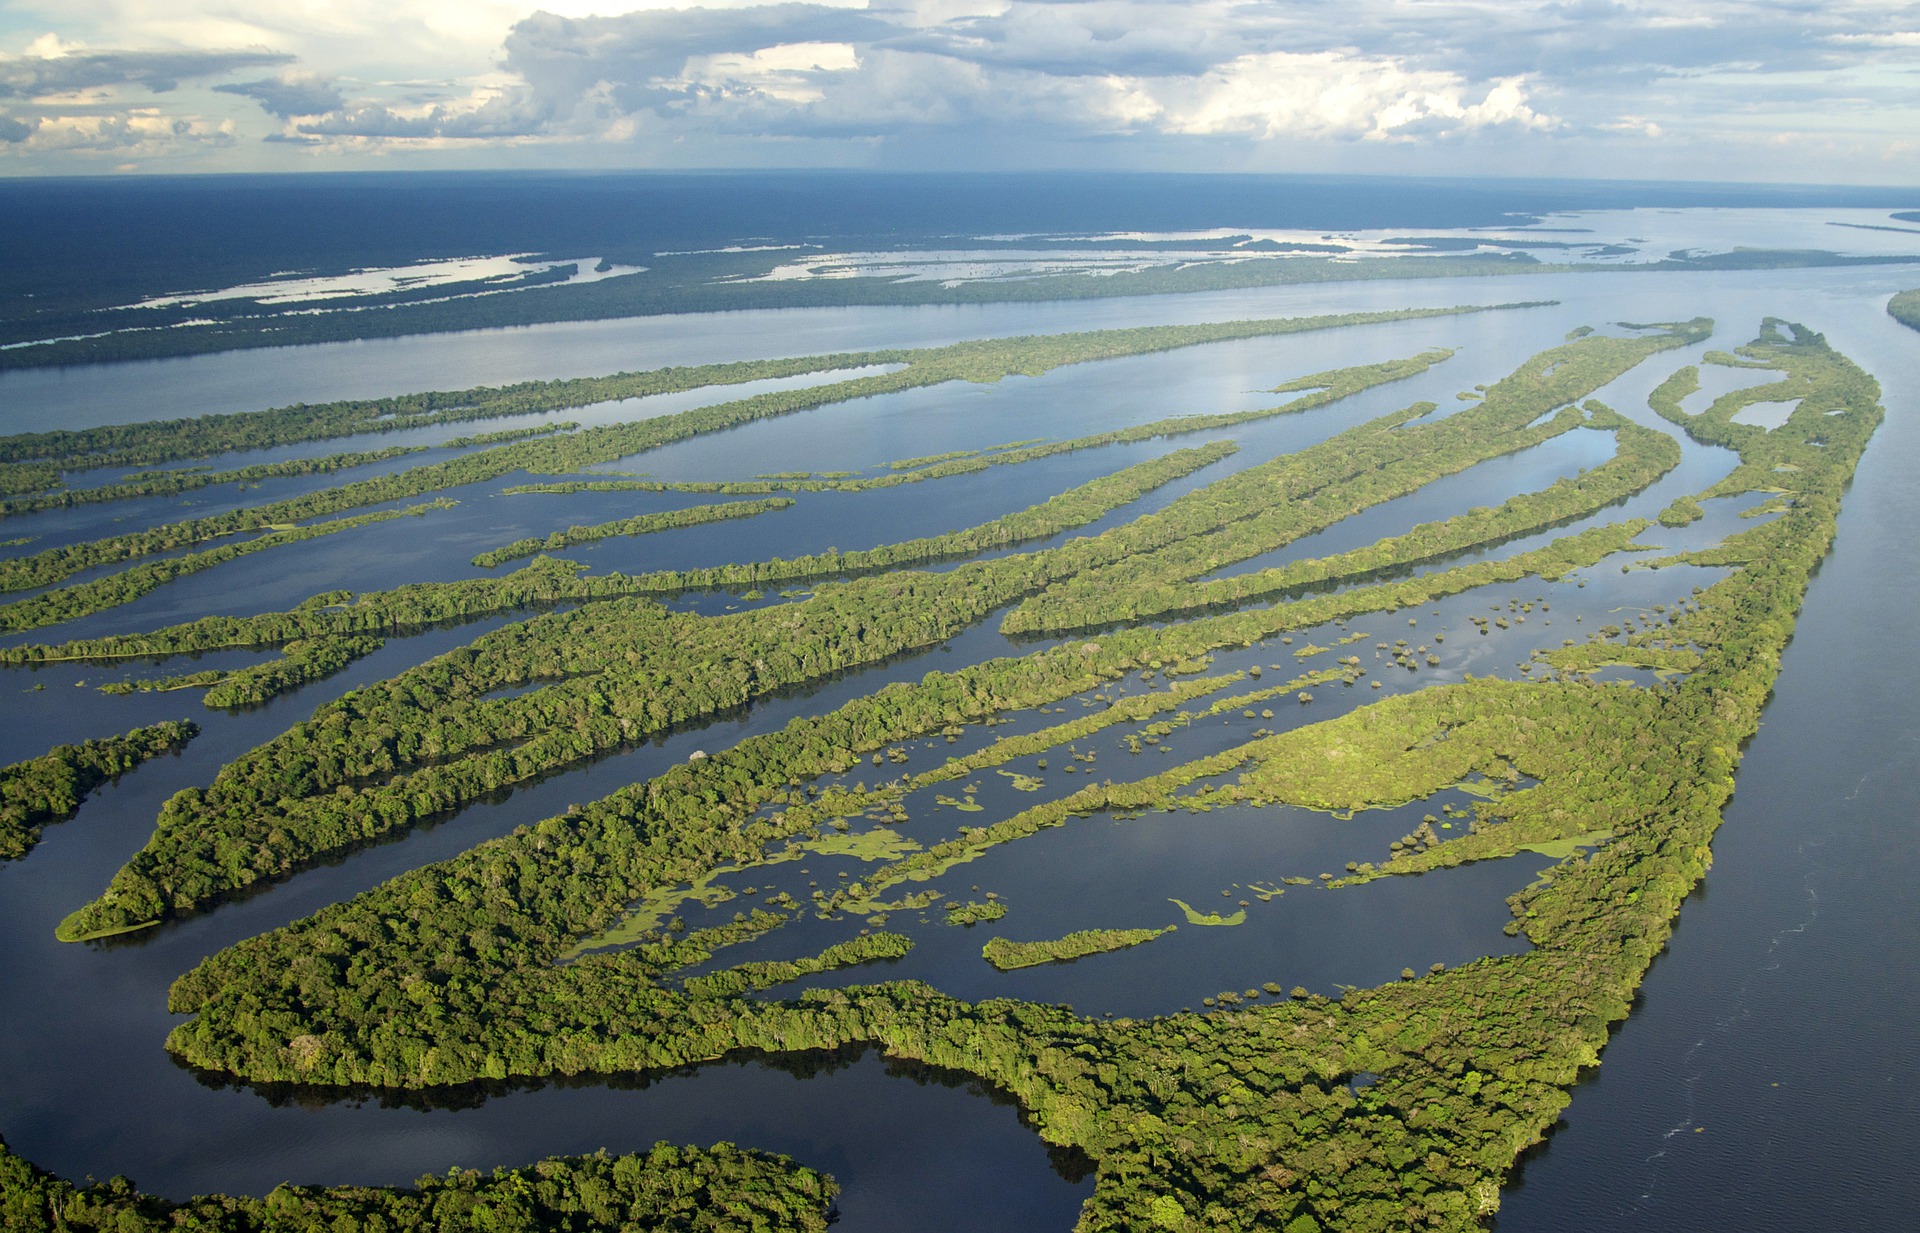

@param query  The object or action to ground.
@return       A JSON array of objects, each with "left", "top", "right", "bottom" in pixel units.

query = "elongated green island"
[
  {"left": 0, "top": 722, "right": 197, "bottom": 861},
  {"left": 0, "top": 1136, "right": 837, "bottom": 1233},
  {"left": 983, "top": 927, "right": 1175, "bottom": 970},
  {"left": 1890, "top": 287, "right": 1920, "bottom": 332}
]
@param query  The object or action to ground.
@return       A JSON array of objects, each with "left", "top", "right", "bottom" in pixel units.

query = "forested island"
[
  {"left": 0, "top": 1136, "right": 837, "bottom": 1232},
  {"left": 1892, "top": 288, "right": 1920, "bottom": 331},
  {"left": 0, "top": 300, "right": 1887, "bottom": 1231},
  {"left": 0, "top": 722, "right": 197, "bottom": 861}
]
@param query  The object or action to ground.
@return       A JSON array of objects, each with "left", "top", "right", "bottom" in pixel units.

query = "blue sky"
[{"left": 1, "top": 1, "right": 1916, "bottom": 182}]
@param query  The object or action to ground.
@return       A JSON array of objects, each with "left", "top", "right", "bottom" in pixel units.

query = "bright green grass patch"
[
  {"left": 947, "top": 900, "right": 1008, "bottom": 926},
  {"left": 1168, "top": 898, "right": 1247, "bottom": 927},
  {"left": 1518, "top": 831, "right": 1614, "bottom": 859}
]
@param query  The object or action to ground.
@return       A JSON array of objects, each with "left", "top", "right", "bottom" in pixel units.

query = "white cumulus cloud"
[{"left": 1127, "top": 53, "right": 1555, "bottom": 142}]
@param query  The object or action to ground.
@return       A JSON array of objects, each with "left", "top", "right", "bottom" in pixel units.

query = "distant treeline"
[{"left": 0, "top": 248, "right": 1552, "bottom": 371}]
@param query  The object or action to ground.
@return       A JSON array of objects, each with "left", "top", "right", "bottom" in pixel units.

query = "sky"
[{"left": 0, "top": 1, "right": 1915, "bottom": 183}]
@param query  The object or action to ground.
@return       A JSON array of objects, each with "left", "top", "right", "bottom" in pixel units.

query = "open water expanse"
[{"left": 1, "top": 223, "right": 1918, "bottom": 1230}]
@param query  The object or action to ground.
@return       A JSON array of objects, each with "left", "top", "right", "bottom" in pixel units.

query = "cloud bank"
[
  {"left": 0, "top": 1, "right": 1915, "bottom": 179},
  {"left": 287, "top": 3, "right": 1557, "bottom": 146}
]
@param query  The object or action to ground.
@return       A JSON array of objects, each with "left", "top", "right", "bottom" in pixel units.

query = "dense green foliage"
[
  {"left": 142, "top": 316, "right": 1882, "bottom": 1232},
  {"left": 100, "top": 636, "right": 392, "bottom": 709},
  {"left": 7, "top": 296, "right": 1880, "bottom": 1231},
  {"left": 1888, "top": 288, "right": 1920, "bottom": 332},
  {"left": 442, "top": 422, "right": 581, "bottom": 448},
  {"left": 946, "top": 900, "right": 1009, "bottom": 926},
  {"left": 0, "top": 1135, "right": 837, "bottom": 1233},
  {"left": 0, "top": 721, "right": 197, "bottom": 860},
  {"left": 56, "top": 326, "right": 1683, "bottom": 937},
  {"left": 2, "top": 555, "right": 645, "bottom": 667},
  {"left": 0, "top": 309, "right": 1496, "bottom": 626},
  {"left": 683, "top": 933, "right": 914, "bottom": 1001},
  {"left": 982, "top": 928, "right": 1174, "bottom": 971},
  {"left": 1657, "top": 494, "right": 1704, "bottom": 526},
  {"left": 471, "top": 497, "right": 794, "bottom": 568}
]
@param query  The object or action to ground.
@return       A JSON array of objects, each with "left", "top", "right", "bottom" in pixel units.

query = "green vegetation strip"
[
  {"left": 471, "top": 497, "right": 795, "bottom": 568},
  {"left": 891, "top": 448, "right": 980, "bottom": 471},
  {"left": 1, "top": 555, "right": 631, "bottom": 666},
  {"left": 1658, "top": 494, "right": 1704, "bottom": 526},
  {"left": 1021, "top": 404, "right": 1679, "bottom": 632},
  {"left": 0, "top": 721, "right": 197, "bottom": 861},
  {"left": 684, "top": 933, "right": 913, "bottom": 1000},
  {"left": 560, "top": 440, "right": 1239, "bottom": 594},
  {"left": 947, "top": 900, "right": 1007, "bottom": 926},
  {"left": 0, "top": 307, "right": 1499, "bottom": 598},
  {"left": 0, "top": 1135, "right": 837, "bottom": 1233},
  {"left": 102, "top": 636, "right": 390, "bottom": 709},
  {"left": 0, "top": 353, "right": 884, "bottom": 474},
  {"left": 0, "top": 443, "right": 430, "bottom": 517},
  {"left": 1002, "top": 324, "right": 1708, "bottom": 634},
  {"left": 442, "top": 421, "right": 580, "bottom": 448},
  {"left": 982, "top": 927, "right": 1173, "bottom": 970},
  {"left": 1168, "top": 899, "right": 1246, "bottom": 927},
  {"left": 58, "top": 326, "right": 1650, "bottom": 935},
  {"left": 0, "top": 501, "right": 455, "bottom": 636},
  {"left": 504, "top": 350, "right": 1453, "bottom": 500}
]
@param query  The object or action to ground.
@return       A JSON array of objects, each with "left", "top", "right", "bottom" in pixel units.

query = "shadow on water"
[{"left": 156, "top": 1043, "right": 1099, "bottom": 1232}]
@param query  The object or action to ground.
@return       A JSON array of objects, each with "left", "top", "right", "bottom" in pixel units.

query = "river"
[{"left": 1, "top": 254, "right": 1915, "bottom": 1229}]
